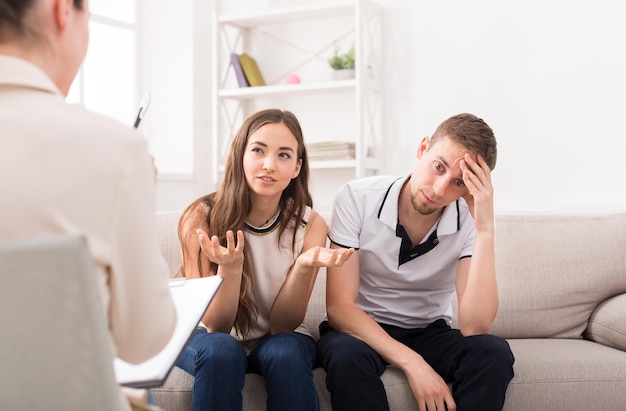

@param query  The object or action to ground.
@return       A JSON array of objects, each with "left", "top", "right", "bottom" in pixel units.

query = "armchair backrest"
[{"left": 0, "top": 235, "right": 125, "bottom": 411}]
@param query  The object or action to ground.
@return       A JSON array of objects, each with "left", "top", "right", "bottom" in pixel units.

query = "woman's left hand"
[{"left": 297, "top": 246, "right": 355, "bottom": 269}]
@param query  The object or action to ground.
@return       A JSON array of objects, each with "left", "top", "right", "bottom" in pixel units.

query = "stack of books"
[
  {"left": 307, "top": 141, "right": 355, "bottom": 161},
  {"left": 230, "top": 53, "right": 266, "bottom": 87}
]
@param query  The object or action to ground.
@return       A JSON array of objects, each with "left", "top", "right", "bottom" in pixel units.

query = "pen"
[{"left": 133, "top": 92, "right": 151, "bottom": 129}]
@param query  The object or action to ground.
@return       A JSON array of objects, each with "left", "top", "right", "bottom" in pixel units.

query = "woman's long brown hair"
[{"left": 178, "top": 109, "right": 312, "bottom": 340}]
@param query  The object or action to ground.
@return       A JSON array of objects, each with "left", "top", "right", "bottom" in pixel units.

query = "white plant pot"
[{"left": 332, "top": 69, "right": 355, "bottom": 80}]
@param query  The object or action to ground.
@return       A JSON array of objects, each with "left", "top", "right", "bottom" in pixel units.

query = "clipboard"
[{"left": 114, "top": 276, "right": 223, "bottom": 388}]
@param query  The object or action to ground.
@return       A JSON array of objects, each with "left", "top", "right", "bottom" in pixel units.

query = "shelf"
[
  {"left": 219, "top": 80, "right": 355, "bottom": 99},
  {"left": 310, "top": 157, "right": 382, "bottom": 170},
  {"left": 309, "top": 159, "right": 357, "bottom": 170},
  {"left": 219, "top": 76, "right": 382, "bottom": 99},
  {"left": 212, "top": 0, "right": 384, "bottom": 185},
  {"left": 218, "top": 2, "right": 355, "bottom": 27},
  {"left": 221, "top": 159, "right": 371, "bottom": 172}
]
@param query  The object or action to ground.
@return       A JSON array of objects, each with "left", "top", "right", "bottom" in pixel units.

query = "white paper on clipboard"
[{"left": 114, "top": 276, "right": 223, "bottom": 388}]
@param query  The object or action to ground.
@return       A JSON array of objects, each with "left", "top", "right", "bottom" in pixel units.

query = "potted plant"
[{"left": 328, "top": 44, "right": 355, "bottom": 80}]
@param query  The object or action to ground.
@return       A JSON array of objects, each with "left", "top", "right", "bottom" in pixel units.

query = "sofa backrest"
[
  {"left": 156, "top": 212, "right": 183, "bottom": 277},
  {"left": 484, "top": 213, "right": 626, "bottom": 339},
  {"left": 156, "top": 212, "right": 626, "bottom": 341}
]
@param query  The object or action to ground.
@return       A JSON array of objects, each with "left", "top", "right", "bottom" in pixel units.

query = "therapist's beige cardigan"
[{"left": 0, "top": 55, "right": 176, "bottom": 411}]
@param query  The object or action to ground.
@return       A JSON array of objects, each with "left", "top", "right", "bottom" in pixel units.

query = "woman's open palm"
[
  {"left": 196, "top": 228, "right": 245, "bottom": 271},
  {"left": 297, "top": 246, "right": 355, "bottom": 269}
]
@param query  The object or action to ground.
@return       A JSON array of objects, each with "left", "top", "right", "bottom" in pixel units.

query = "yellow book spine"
[{"left": 237, "top": 53, "right": 266, "bottom": 87}]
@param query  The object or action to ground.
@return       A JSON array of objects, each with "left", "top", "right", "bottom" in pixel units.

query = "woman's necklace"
[{"left": 248, "top": 207, "right": 280, "bottom": 228}]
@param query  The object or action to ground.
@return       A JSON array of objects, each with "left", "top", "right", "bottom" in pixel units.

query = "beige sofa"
[{"left": 153, "top": 212, "right": 626, "bottom": 410}]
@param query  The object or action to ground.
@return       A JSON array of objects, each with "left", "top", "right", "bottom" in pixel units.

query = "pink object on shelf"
[{"left": 286, "top": 74, "right": 301, "bottom": 84}]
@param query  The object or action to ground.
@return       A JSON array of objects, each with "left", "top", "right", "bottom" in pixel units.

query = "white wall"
[
  {"left": 158, "top": 0, "right": 626, "bottom": 215},
  {"left": 378, "top": 0, "right": 626, "bottom": 214}
]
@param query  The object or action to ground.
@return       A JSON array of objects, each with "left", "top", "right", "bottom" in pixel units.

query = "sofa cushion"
[
  {"left": 154, "top": 338, "right": 626, "bottom": 411},
  {"left": 489, "top": 214, "right": 626, "bottom": 339},
  {"left": 153, "top": 362, "right": 419, "bottom": 411},
  {"left": 154, "top": 367, "right": 335, "bottom": 411},
  {"left": 504, "top": 339, "right": 626, "bottom": 410}
]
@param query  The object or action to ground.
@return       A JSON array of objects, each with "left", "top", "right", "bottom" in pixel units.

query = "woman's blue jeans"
[{"left": 175, "top": 329, "right": 319, "bottom": 411}]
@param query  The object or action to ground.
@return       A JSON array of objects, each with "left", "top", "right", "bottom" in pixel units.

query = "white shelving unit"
[{"left": 211, "top": 0, "right": 384, "bottom": 195}]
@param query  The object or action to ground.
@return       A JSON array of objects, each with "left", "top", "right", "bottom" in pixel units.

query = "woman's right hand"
[{"left": 196, "top": 229, "right": 245, "bottom": 277}]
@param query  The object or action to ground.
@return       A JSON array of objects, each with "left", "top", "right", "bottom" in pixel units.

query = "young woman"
[{"left": 175, "top": 109, "right": 353, "bottom": 411}]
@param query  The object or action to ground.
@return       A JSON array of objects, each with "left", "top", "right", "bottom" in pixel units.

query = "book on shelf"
[
  {"left": 307, "top": 141, "right": 355, "bottom": 161},
  {"left": 237, "top": 53, "right": 266, "bottom": 87},
  {"left": 230, "top": 53, "right": 249, "bottom": 88}
]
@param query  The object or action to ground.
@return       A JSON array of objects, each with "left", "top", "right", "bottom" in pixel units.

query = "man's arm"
[
  {"left": 326, "top": 243, "right": 456, "bottom": 411},
  {"left": 456, "top": 154, "right": 498, "bottom": 335}
]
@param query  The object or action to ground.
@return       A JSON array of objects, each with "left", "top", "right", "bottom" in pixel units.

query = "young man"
[{"left": 318, "top": 113, "right": 515, "bottom": 411}]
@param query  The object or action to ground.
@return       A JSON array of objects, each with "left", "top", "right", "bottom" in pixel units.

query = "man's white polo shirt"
[{"left": 328, "top": 175, "right": 476, "bottom": 328}]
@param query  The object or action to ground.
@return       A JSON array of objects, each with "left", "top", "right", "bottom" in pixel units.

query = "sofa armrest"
[{"left": 583, "top": 293, "right": 626, "bottom": 351}]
